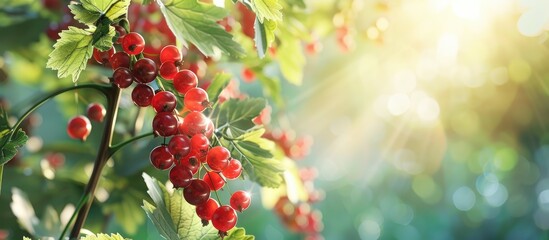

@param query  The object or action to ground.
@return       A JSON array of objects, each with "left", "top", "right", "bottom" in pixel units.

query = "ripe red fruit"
[
  {"left": 86, "top": 103, "right": 106, "bottom": 122},
  {"left": 122, "top": 32, "right": 145, "bottom": 55},
  {"left": 183, "top": 179, "right": 210, "bottom": 205},
  {"left": 152, "top": 112, "right": 179, "bottom": 137},
  {"left": 211, "top": 205, "right": 238, "bottom": 232},
  {"left": 173, "top": 70, "right": 198, "bottom": 95},
  {"left": 180, "top": 154, "right": 200, "bottom": 174},
  {"left": 168, "top": 134, "right": 191, "bottom": 159},
  {"left": 160, "top": 45, "right": 182, "bottom": 63},
  {"left": 150, "top": 145, "right": 174, "bottom": 170},
  {"left": 184, "top": 87, "right": 209, "bottom": 112},
  {"left": 151, "top": 91, "right": 177, "bottom": 113},
  {"left": 114, "top": 25, "right": 127, "bottom": 44},
  {"left": 159, "top": 61, "right": 179, "bottom": 80},
  {"left": 132, "top": 58, "right": 158, "bottom": 83},
  {"left": 131, "top": 84, "right": 155, "bottom": 107},
  {"left": 222, "top": 159, "right": 242, "bottom": 180},
  {"left": 190, "top": 134, "right": 209, "bottom": 157},
  {"left": 112, "top": 67, "right": 134, "bottom": 88},
  {"left": 180, "top": 112, "right": 211, "bottom": 137},
  {"left": 93, "top": 47, "right": 115, "bottom": 65},
  {"left": 109, "top": 52, "right": 131, "bottom": 70},
  {"left": 230, "top": 190, "right": 251, "bottom": 212},
  {"left": 206, "top": 146, "right": 230, "bottom": 172},
  {"left": 169, "top": 164, "right": 194, "bottom": 188},
  {"left": 196, "top": 198, "right": 220, "bottom": 223},
  {"left": 203, "top": 172, "right": 225, "bottom": 191},
  {"left": 67, "top": 115, "right": 92, "bottom": 141},
  {"left": 241, "top": 68, "right": 255, "bottom": 83}
]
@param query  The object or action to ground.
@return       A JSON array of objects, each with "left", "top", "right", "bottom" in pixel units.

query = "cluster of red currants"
[
  {"left": 66, "top": 103, "right": 105, "bottom": 141},
  {"left": 87, "top": 30, "right": 252, "bottom": 236},
  {"left": 273, "top": 167, "right": 324, "bottom": 240}
]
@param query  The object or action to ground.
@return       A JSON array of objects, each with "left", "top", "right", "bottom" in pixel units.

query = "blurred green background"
[{"left": 3, "top": 0, "right": 549, "bottom": 239}]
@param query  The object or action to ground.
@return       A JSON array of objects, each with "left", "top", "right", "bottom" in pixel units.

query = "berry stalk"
[{"left": 69, "top": 86, "right": 122, "bottom": 239}]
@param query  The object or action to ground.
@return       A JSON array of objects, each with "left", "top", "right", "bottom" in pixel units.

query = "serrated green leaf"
[
  {"left": 216, "top": 98, "right": 266, "bottom": 136},
  {"left": 226, "top": 227, "right": 255, "bottom": 240},
  {"left": 206, "top": 73, "right": 232, "bottom": 104},
  {"left": 142, "top": 173, "right": 221, "bottom": 240},
  {"left": 0, "top": 128, "right": 28, "bottom": 165},
  {"left": 225, "top": 129, "right": 284, "bottom": 188},
  {"left": 158, "top": 0, "right": 245, "bottom": 57},
  {"left": 70, "top": 0, "right": 130, "bottom": 25},
  {"left": 69, "top": 3, "right": 102, "bottom": 25},
  {"left": 80, "top": 233, "right": 128, "bottom": 240},
  {"left": 277, "top": 34, "right": 304, "bottom": 85},
  {"left": 46, "top": 27, "right": 94, "bottom": 82},
  {"left": 93, "top": 22, "right": 116, "bottom": 51},
  {"left": 250, "top": 0, "right": 283, "bottom": 22}
]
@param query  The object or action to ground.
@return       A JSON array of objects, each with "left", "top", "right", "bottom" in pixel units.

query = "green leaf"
[
  {"left": 250, "top": 0, "right": 283, "bottom": 22},
  {"left": 226, "top": 129, "right": 284, "bottom": 188},
  {"left": 70, "top": 0, "right": 130, "bottom": 25},
  {"left": 92, "top": 21, "right": 116, "bottom": 51},
  {"left": 142, "top": 173, "right": 222, "bottom": 240},
  {"left": 277, "top": 34, "right": 304, "bottom": 85},
  {"left": 69, "top": 3, "right": 102, "bottom": 25},
  {"left": 226, "top": 227, "right": 255, "bottom": 240},
  {"left": 206, "top": 72, "right": 232, "bottom": 104},
  {"left": 80, "top": 233, "right": 128, "bottom": 240},
  {"left": 158, "top": 0, "right": 245, "bottom": 57},
  {"left": 0, "top": 165, "right": 3, "bottom": 195},
  {"left": 216, "top": 98, "right": 266, "bottom": 137},
  {"left": 254, "top": 18, "right": 268, "bottom": 58},
  {"left": 46, "top": 27, "right": 94, "bottom": 82},
  {"left": 0, "top": 17, "right": 49, "bottom": 53},
  {"left": 0, "top": 107, "right": 28, "bottom": 165}
]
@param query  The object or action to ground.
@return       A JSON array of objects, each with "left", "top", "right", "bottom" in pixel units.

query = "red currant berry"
[
  {"left": 230, "top": 190, "right": 251, "bottom": 212},
  {"left": 132, "top": 58, "right": 158, "bottom": 83},
  {"left": 114, "top": 25, "right": 127, "bottom": 44},
  {"left": 190, "top": 134, "right": 210, "bottom": 157},
  {"left": 168, "top": 134, "right": 191, "bottom": 159},
  {"left": 131, "top": 84, "right": 155, "bottom": 107},
  {"left": 173, "top": 70, "right": 198, "bottom": 95},
  {"left": 203, "top": 171, "right": 225, "bottom": 191},
  {"left": 159, "top": 61, "right": 179, "bottom": 80},
  {"left": 152, "top": 112, "right": 179, "bottom": 137},
  {"left": 86, "top": 103, "right": 106, "bottom": 122},
  {"left": 184, "top": 87, "right": 209, "bottom": 112},
  {"left": 109, "top": 52, "right": 131, "bottom": 70},
  {"left": 222, "top": 159, "right": 242, "bottom": 180},
  {"left": 196, "top": 198, "right": 220, "bottom": 223},
  {"left": 122, "top": 32, "right": 145, "bottom": 55},
  {"left": 45, "top": 152, "right": 65, "bottom": 169},
  {"left": 211, "top": 205, "right": 237, "bottom": 232},
  {"left": 67, "top": 115, "right": 91, "bottom": 141},
  {"left": 112, "top": 67, "right": 134, "bottom": 88},
  {"left": 241, "top": 68, "right": 255, "bottom": 83},
  {"left": 151, "top": 91, "right": 177, "bottom": 113},
  {"left": 169, "top": 164, "right": 194, "bottom": 188},
  {"left": 160, "top": 45, "right": 182, "bottom": 63},
  {"left": 93, "top": 47, "right": 115, "bottom": 65},
  {"left": 180, "top": 112, "right": 211, "bottom": 137},
  {"left": 180, "top": 154, "right": 200, "bottom": 174},
  {"left": 150, "top": 145, "right": 174, "bottom": 170},
  {"left": 206, "top": 146, "right": 230, "bottom": 172},
  {"left": 183, "top": 179, "right": 210, "bottom": 205}
]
